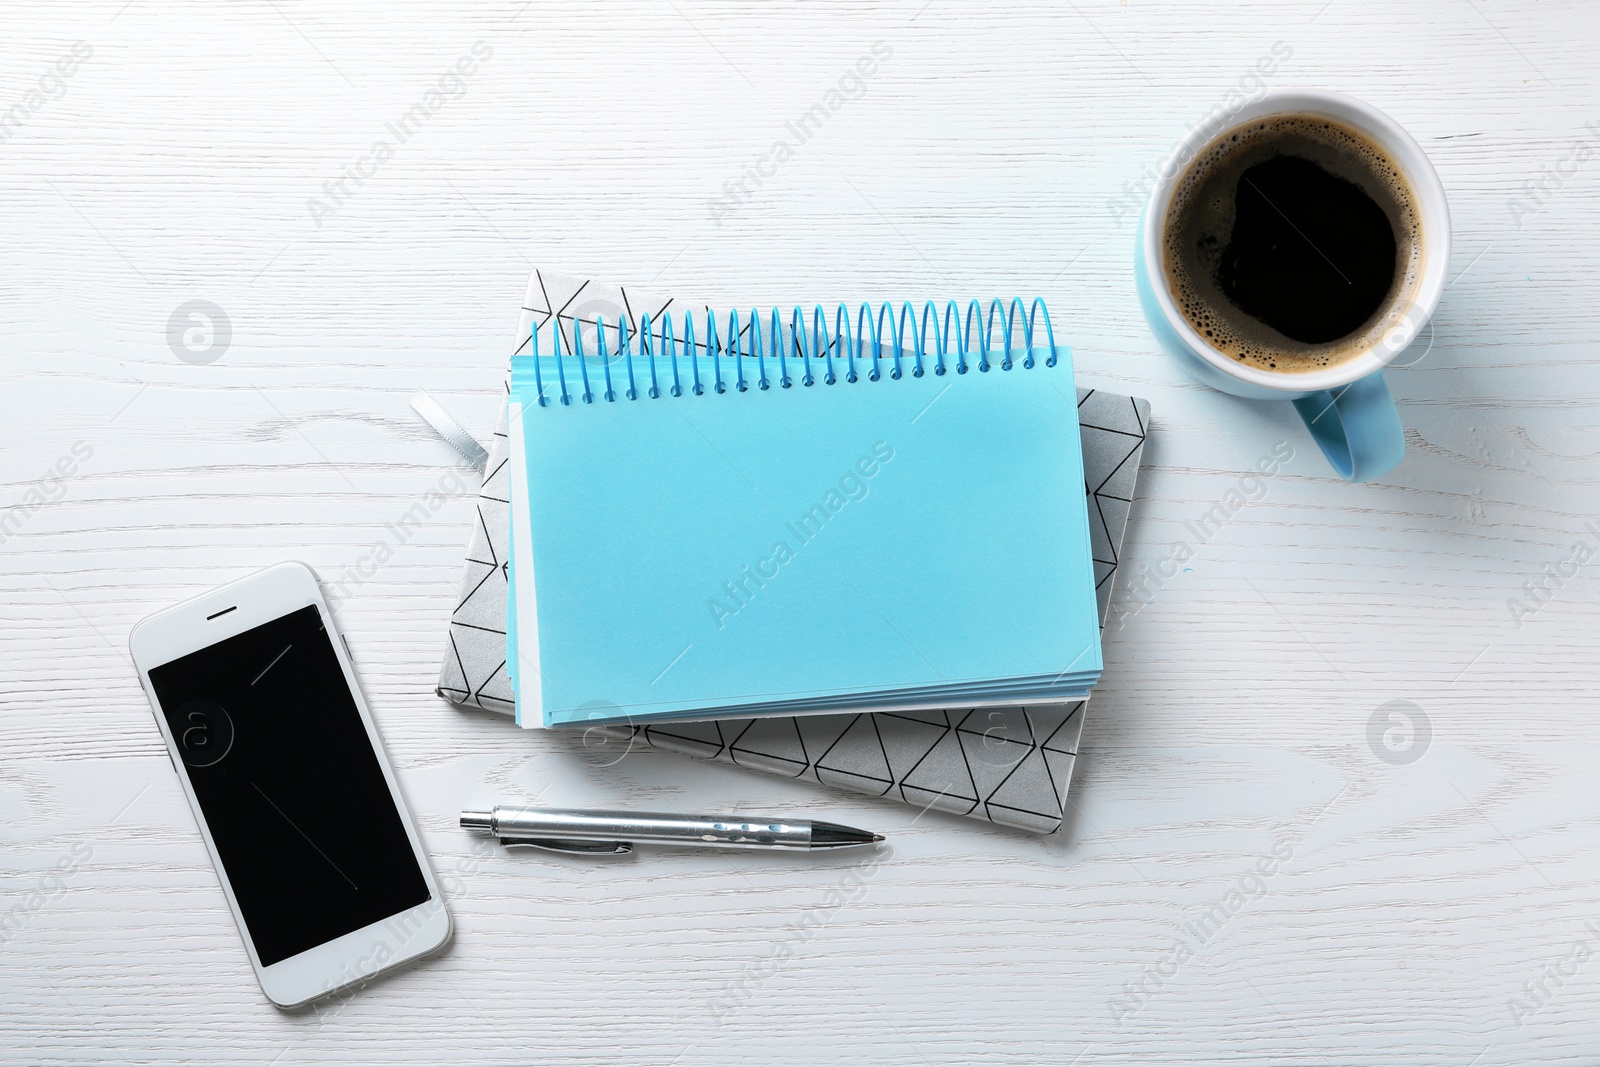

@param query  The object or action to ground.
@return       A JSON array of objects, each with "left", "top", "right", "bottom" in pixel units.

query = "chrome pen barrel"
[{"left": 483, "top": 807, "right": 816, "bottom": 849}]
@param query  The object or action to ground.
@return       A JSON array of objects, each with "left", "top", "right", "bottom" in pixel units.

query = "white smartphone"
[{"left": 130, "top": 561, "right": 450, "bottom": 1008}]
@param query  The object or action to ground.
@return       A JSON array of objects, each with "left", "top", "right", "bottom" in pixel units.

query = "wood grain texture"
[{"left": 4, "top": 0, "right": 1600, "bottom": 1063}]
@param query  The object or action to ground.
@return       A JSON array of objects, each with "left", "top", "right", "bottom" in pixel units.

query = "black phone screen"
[{"left": 148, "top": 605, "right": 430, "bottom": 967}]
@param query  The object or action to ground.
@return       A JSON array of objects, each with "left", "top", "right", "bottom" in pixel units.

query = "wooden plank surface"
[{"left": 3, "top": 1, "right": 1599, "bottom": 1063}]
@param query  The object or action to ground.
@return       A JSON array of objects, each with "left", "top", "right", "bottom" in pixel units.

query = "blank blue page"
[{"left": 515, "top": 349, "right": 1100, "bottom": 725}]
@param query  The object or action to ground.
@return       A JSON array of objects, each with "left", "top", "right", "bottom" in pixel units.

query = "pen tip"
[
  {"left": 810, "top": 821, "right": 883, "bottom": 848},
  {"left": 460, "top": 810, "right": 493, "bottom": 832}
]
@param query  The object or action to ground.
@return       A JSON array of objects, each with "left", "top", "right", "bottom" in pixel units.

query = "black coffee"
[{"left": 1164, "top": 114, "right": 1421, "bottom": 372}]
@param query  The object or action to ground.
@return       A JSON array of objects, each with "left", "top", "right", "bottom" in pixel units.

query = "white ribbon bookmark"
[{"left": 409, "top": 391, "right": 489, "bottom": 474}]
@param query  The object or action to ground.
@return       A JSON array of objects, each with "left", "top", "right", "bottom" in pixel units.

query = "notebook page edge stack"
[{"left": 505, "top": 363, "right": 541, "bottom": 728}]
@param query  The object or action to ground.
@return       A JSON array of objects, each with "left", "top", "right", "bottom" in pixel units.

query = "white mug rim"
[{"left": 1141, "top": 89, "right": 1451, "bottom": 394}]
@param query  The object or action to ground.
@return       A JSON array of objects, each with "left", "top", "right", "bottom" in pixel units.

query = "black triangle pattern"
[{"left": 728, "top": 717, "right": 810, "bottom": 777}]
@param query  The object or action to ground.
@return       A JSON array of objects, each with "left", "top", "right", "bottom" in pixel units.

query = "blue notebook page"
[{"left": 508, "top": 332, "right": 1101, "bottom": 728}]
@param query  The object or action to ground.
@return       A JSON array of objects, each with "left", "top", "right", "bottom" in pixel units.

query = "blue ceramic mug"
[{"left": 1136, "top": 89, "right": 1451, "bottom": 482}]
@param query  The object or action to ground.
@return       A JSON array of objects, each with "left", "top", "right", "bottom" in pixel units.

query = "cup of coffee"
[{"left": 1136, "top": 89, "right": 1450, "bottom": 481}]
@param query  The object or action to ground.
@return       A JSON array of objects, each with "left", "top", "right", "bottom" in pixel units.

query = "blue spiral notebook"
[{"left": 506, "top": 301, "right": 1102, "bottom": 728}]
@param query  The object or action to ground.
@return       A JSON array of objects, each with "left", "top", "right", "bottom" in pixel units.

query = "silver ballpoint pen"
[{"left": 461, "top": 805, "right": 885, "bottom": 856}]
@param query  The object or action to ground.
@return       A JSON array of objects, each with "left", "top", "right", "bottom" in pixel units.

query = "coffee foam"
[{"left": 1162, "top": 114, "right": 1422, "bottom": 372}]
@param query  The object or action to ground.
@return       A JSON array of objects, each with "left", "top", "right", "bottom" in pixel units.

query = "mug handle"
[{"left": 1290, "top": 370, "right": 1405, "bottom": 482}]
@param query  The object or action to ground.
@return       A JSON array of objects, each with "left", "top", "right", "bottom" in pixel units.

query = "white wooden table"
[{"left": 5, "top": 1, "right": 1599, "bottom": 1063}]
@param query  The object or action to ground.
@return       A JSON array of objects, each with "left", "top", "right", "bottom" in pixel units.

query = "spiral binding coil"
[{"left": 524, "top": 297, "right": 1059, "bottom": 407}]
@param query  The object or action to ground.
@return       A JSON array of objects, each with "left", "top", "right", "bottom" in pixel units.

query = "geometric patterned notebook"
[{"left": 437, "top": 269, "right": 1150, "bottom": 834}]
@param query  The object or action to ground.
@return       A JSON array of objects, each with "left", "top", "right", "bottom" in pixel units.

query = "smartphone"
[{"left": 130, "top": 561, "right": 450, "bottom": 1007}]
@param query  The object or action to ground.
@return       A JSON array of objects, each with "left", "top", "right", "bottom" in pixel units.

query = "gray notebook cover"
[{"left": 437, "top": 270, "right": 1150, "bottom": 834}]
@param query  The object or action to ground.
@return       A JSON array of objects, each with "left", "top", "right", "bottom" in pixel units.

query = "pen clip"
[{"left": 499, "top": 837, "right": 633, "bottom": 856}]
